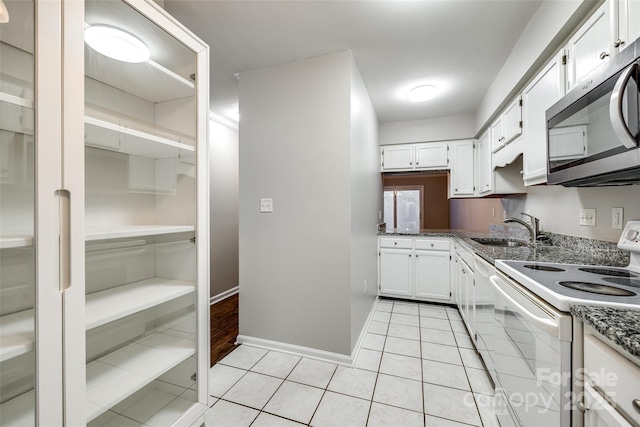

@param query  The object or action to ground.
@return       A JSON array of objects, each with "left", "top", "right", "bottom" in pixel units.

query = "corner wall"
[
  {"left": 238, "top": 51, "right": 353, "bottom": 355},
  {"left": 209, "top": 116, "right": 239, "bottom": 299},
  {"left": 349, "top": 58, "right": 382, "bottom": 351}
]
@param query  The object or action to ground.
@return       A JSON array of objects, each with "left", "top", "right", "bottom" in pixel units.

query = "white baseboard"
[
  {"left": 349, "top": 296, "right": 381, "bottom": 366},
  {"left": 236, "top": 335, "right": 354, "bottom": 366},
  {"left": 209, "top": 286, "right": 239, "bottom": 306},
  {"left": 236, "top": 297, "right": 381, "bottom": 367}
]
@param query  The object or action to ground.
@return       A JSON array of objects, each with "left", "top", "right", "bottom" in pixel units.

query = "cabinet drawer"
[
  {"left": 380, "top": 238, "right": 412, "bottom": 249},
  {"left": 415, "top": 239, "right": 450, "bottom": 251},
  {"left": 584, "top": 334, "right": 640, "bottom": 424}
]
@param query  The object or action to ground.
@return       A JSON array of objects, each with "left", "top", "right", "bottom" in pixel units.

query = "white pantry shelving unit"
[{"left": 0, "top": 0, "right": 210, "bottom": 425}]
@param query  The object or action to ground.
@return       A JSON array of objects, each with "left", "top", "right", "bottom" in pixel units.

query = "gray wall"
[
  {"left": 239, "top": 51, "right": 354, "bottom": 355},
  {"left": 379, "top": 114, "right": 475, "bottom": 145},
  {"left": 209, "top": 117, "right": 239, "bottom": 298},
  {"left": 505, "top": 186, "right": 640, "bottom": 242},
  {"left": 349, "top": 58, "right": 382, "bottom": 349}
]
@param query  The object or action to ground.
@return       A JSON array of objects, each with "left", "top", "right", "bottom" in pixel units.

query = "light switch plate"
[
  {"left": 260, "top": 198, "right": 273, "bottom": 213},
  {"left": 579, "top": 208, "right": 596, "bottom": 226},
  {"left": 612, "top": 207, "right": 623, "bottom": 229}
]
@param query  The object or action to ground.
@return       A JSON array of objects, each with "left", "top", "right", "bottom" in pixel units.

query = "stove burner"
[
  {"left": 603, "top": 277, "right": 640, "bottom": 288},
  {"left": 578, "top": 267, "right": 637, "bottom": 278},
  {"left": 559, "top": 281, "right": 636, "bottom": 296},
  {"left": 523, "top": 264, "right": 566, "bottom": 272}
]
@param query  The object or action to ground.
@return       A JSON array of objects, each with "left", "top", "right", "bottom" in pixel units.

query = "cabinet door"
[
  {"left": 380, "top": 249, "right": 412, "bottom": 297},
  {"left": 0, "top": 1, "right": 64, "bottom": 423},
  {"left": 566, "top": 3, "right": 611, "bottom": 91},
  {"left": 450, "top": 140, "right": 475, "bottom": 196},
  {"left": 381, "top": 145, "right": 413, "bottom": 171},
  {"left": 522, "top": 52, "right": 566, "bottom": 185},
  {"left": 476, "top": 130, "right": 492, "bottom": 195},
  {"left": 490, "top": 116, "right": 504, "bottom": 153},
  {"left": 617, "top": 0, "right": 640, "bottom": 53},
  {"left": 415, "top": 142, "right": 448, "bottom": 169},
  {"left": 414, "top": 251, "right": 450, "bottom": 301},
  {"left": 77, "top": 1, "right": 210, "bottom": 424},
  {"left": 502, "top": 97, "right": 522, "bottom": 145}
]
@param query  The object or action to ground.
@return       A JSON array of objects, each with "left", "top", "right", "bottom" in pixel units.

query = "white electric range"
[
  {"left": 488, "top": 221, "right": 640, "bottom": 427},
  {"left": 496, "top": 220, "right": 640, "bottom": 312}
]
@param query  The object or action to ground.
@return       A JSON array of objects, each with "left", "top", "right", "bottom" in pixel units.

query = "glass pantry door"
[
  {"left": 81, "top": 1, "right": 206, "bottom": 425},
  {"left": 0, "top": 1, "right": 37, "bottom": 424}
]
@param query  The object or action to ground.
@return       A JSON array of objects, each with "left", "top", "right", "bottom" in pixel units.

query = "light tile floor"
[{"left": 203, "top": 299, "right": 499, "bottom": 426}]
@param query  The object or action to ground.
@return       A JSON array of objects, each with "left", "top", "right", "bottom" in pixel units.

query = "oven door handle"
[
  {"left": 489, "top": 275, "right": 559, "bottom": 337},
  {"left": 610, "top": 62, "right": 639, "bottom": 150}
]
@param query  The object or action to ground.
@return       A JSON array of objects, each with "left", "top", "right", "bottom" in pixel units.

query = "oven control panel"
[{"left": 618, "top": 220, "right": 640, "bottom": 252}]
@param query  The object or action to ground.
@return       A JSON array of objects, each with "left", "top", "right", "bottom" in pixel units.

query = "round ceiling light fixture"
[
  {"left": 408, "top": 84, "right": 438, "bottom": 102},
  {"left": 84, "top": 25, "right": 150, "bottom": 63}
]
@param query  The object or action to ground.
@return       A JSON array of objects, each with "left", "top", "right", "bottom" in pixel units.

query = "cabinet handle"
[
  {"left": 633, "top": 399, "right": 640, "bottom": 414},
  {"left": 56, "top": 189, "right": 71, "bottom": 292},
  {"left": 600, "top": 51, "right": 609, "bottom": 60},
  {"left": 394, "top": 242, "right": 397, "bottom": 245},
  {"left": 614, "top": 38, "right": 625, "bottom": 48},
  {"left": 455, "top": 188, "right": 458, "bottom": 191},
  {"left": 577, "top": 400, "right": 588, "bottom": 413}
]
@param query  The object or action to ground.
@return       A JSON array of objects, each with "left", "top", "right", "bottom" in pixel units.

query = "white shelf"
[
  {"left": 0, "top": 234, "right": 33, "bottom": 249},
  {"left": 0, "top": 94, "right": 34, "bottom": 136},
  {"left": 0, "top": 309, "right": 34, "bottom": 362},
  {"left": 0, "top": 92, "right": 33, "bottom": 109},
  {"left": 85, "top": 47, "right": 194, "bottom": 104},
  {"left": 86, "top": 331, "right": 195, "bottom": 422},
  {"left": 85, "top": 116, "right": 195, "bottom": 159},
  {"left": 85, "top": 225, "right": 194, "bottom": 241},
  {"left": 0, "top": 390, "right": 35, "bottom": 427},
  {"left": 86, "top": 278, "right": 195, "bottom": 330}
]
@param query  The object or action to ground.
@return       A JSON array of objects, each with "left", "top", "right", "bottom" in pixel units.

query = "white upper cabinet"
[
  {"left": 491, "top": 97, "right": 522, "bottom": 153},
  {"left": 415, "top": 142, "right": 449, "bottom": 169},
  {"left": 380, "top": 145, "right": 413, "bottom": 170},
  {"left": 613, "top": 0, "right": 640, "bottom": 53},
  {"left": 565, "top": 2, "right": 611, "bottom": 91},
  {"left": 450, "top": 140, "right": 475, "bottom": 197},
  {"left": 522, "top": 51, "right": 566, "bottom": 186},
  {"left": 502, "top": 97, "right": 522, "bottom": 144},
  {"left": 490, "top": 116, "right": 503, "bottom": 153},
  {"left": 381, "top": 142, "right": 449, "bottom": 171},
  {"left": 477, "top": 130, "right": 492, "bottom": 195}
]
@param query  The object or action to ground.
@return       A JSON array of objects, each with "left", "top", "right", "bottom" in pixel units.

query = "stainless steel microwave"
[{"left": 546, "top": 38, "right": 640, "bottom": 186}]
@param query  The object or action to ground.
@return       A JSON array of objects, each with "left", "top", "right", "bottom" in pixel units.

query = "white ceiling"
[{"left": 164, "top": 0, "right": 543, "bottom": 125}]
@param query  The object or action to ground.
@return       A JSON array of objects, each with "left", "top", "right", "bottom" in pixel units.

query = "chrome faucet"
[{"left": 504, "top": 213, "right": 540, "bottom": 243}]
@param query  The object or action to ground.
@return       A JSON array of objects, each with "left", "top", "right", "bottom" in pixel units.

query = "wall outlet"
[
  {"left": 364, "top": 280, "right": 368, "bottom": 295},
  {"left": 579, "top": 208, "right": 596, "bottom": 226},
  {"left": 260, "top": 198, "right": 273, "bottom": 213},
  {"left": 612, "top": 207, "right": 623, "bottom": 229}
]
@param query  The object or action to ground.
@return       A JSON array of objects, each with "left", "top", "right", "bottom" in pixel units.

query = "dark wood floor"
[{"left": 210, "top": 293, "right": 239, "bottom": 366}]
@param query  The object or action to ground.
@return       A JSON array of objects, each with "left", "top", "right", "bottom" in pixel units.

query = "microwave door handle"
[
  {"left": 609, "top": 62, "right": 639, "bottom": 149},
  {"left": 489, "top": 275, "right": 559, "bottom": 337}
]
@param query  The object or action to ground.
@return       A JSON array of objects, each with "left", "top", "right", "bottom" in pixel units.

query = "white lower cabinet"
[
  {"left": 379, "top": 248, "right": 413, "bottom": 297},
  {"left": 454, "top": 244, "right": 475, "bottom": 341},
  {"left": 583, "top": 331, "right": 640, "bottom": 427},
  {"left": 379, "top": 237, "right": 451, "bottom": 302}
]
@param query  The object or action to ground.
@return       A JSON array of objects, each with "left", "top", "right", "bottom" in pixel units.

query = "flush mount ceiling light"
[
  {"left": 408, "top": 84, "right": 438, "bottom": 102},
  {"left": 84, "top": 25, "right": 150, "bottom": 63},
  {"left": 0, "top": 0, "right": 9, "bottom": 23}
]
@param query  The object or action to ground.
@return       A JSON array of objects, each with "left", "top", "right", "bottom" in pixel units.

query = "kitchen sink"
[{"left": 471, "top": 238, "right": 528, "bottom": 247}]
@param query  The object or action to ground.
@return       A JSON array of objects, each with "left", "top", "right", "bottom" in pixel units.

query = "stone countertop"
[
  {"left": 378, "top": 229, "right": 627, "bottom": 267},
  {"left": 571, "top": 305, "right": 640, "bottom": 359}
]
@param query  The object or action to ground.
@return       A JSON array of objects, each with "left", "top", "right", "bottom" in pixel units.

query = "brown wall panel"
[{"left": 383, "top": 174, "right": 449, "bottom": 229}]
